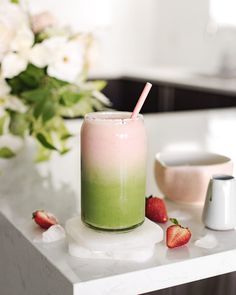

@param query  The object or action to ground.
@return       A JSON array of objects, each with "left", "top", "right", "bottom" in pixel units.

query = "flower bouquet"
[{"left": 0, "top": 0, "right": 110, "bottom": 161}]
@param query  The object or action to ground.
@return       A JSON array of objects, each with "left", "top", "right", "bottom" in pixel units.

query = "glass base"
[{"left": 82, "top": 219, "right": 145, "bottom": 232}]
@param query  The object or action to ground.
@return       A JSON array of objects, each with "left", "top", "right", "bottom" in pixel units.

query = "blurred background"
[
  {"left": 27, "top": 0, "right": 236, "bottom": 74},
  {"left": 22, "top": 0, "right": 236, "bottom": 112}
]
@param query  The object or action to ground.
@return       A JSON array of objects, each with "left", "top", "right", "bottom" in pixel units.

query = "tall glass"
[{"left": 81, "top": 112, "right": 147, "bottom": 231}]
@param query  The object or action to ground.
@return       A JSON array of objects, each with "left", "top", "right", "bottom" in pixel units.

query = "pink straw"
[{"left": 131, "top": 82, "right": 152, "bottom": 119}]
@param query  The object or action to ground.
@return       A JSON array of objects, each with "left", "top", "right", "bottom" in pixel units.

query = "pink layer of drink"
[{"left": 81, "top": 112, "right": 147, "bottom": 176}]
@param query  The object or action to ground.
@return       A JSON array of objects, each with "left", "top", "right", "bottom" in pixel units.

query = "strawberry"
[
  {"left": 166, "top": 218, "right": 191, "bottom": 249},
  {"left": 145, "top": 195, "right": 168, "bottom": 223},
  {"left": 32, "top": 210, "right": 58, "bottom": 229}
]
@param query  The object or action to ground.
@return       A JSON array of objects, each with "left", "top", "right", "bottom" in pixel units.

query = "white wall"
[
  {"left": 151, "top": 0, "right": 236, "bottom": 73},
  {"left": 27, "top": 0, "right": 157, "bottom": 72},
  {"left": 152, "top": 0, "right": 214, "bottom": 71},
  {"left": 27, "top": 0, "right": 236, "bottom": 74}
]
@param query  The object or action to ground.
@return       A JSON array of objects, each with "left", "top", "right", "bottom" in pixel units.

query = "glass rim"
[{"left": 84, "top": 111, "right": 143, "bottom": 123}]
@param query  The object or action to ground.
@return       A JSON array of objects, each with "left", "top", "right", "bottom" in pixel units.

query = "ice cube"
[
  {"left": 194, "top": 234, "right": 218, "bottom": 249},
  {"left": 42, "top": 224, "right": 65, "bottom": 243},
  {"left": 34, "top": 224, "right": 66, "bottom": 243}
]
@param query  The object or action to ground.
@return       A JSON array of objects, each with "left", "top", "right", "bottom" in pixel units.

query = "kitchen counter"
[
  {"left": 90, "top": 67, "right": 236, "bottom": 96},
  {"left": 1, "top": 108, "right": 236, "bottom": 294}
]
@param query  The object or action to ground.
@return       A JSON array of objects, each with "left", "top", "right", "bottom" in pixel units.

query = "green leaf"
[
  {"left": 11, "top": 0, "right": 19, "bottom": 3},
  {"left": 34, "top": 99, "right": 56, "bottom": 122},
  {"left": 0, "top": 115, "right": 7, "bottom": 135},
  {"left": 45, "top": 117, "right": 72, "bottom": 141},
  {"left": 0, "top": 147, "right": 15, "bottom": 158},
  {"left": 36, "top": 133, "right": 58, "bottom": 151},
  {"left": 92, "top": 80, "right": 107, "bottom": 91},
  {"left": 35, "top": 145, "right": 52, "bottom": 162},
  {"left": 170, "top": 218, "right": 179, "bottom": 225},
  {"left": 33, "top": 97, "right": 47, "bottom": 118},
  {"left": 21, "top": 88, "right": 50, "bottom": 102},
  {"left": 22, "top": 88, "right": 56, "bottom": 122},
  {"left": 83, "top": 80, "right": 107, "bottom": 91},
  {"left": 42, "top": 101, "right": 56, "bottom": 122},
  {"left": 60, "top": 91, "right": 83, "bottom": 107},
  {"left": 44, "top": 76, "right": 68, "bottom": 89},
  {"left": 60, "top": 148, "right": 70, "bottom": 155},
  {"left": 9, "top": 113, "right": 28, "bottom": 137},
  {"left": 34, "top": 32, "right": 49, "bottom": 44},
  {"left": 7, "top": 64, "right": 45, "bottom": 94},
  {"left": 21, "top": 64, "right": 45, "bottom": 86},
  {"left": 6, "top": 78, "right": 23, "bottom": 95},
  {"left": 91, "top": 97, "right": 107, "bottom": 111},
  {"left": 60, "top": 133, "right": 73, "bottom": 140},
  {"left": 60, "top": 97, "right": 94, "bottom": 117}
]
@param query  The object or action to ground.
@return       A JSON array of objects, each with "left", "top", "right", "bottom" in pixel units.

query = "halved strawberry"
[
  {"left": 32, "top": 210, "right": 58, "bottom": 229},
  {"left": 166, "top": 218, "right": 191, "bottom": 249},
  {"left": 145, "top": 196, "right": 168, "bottom": 223}
]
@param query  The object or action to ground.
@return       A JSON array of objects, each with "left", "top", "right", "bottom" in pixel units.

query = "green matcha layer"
[{"left": 81, "top": 171, "right": 146, "bottom": 230}]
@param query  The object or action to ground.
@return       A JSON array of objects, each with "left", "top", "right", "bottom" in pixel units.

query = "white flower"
[
  {"left": 4, "top": 95, "right": 27, "bottom": 113},
  {"left": 0, "top": 94, "right": 27, "bottom": 114},
  {"left": 2, "top": 52, "right": 27, "bottom": 79},
  {"left": 29, "top": 43, "right": 50, "bottom": 68},
  {"left": 1, "top": 24, "right": 34, "bottom": 78},
  {"left": 31, "top": 11, "right": 56, "bottom": 34},
  {"left": 10, "top": 23, "right": 34, "bottom": 52},
  {"left": 0, "top": 134, "right": 23, "bottom": 153},
  {"left": 29, "top": 36, "right": 66, "bottom": 68},
  {"left": 30, "top": 36, "right": 84, "bottom": 83},
  {"left": 48, "top": 39, "right": 84, "bottom": 82},
  {"left": 0, "top": 77, "right": 27, "bottom": 113},
  {"left": 0, "top": 1, "right": 28, "bottom": 61}
]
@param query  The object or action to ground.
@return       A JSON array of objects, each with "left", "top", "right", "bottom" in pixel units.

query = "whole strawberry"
[
  {"left": 32, "top": 210, "right": 58, "bottom": 229},
  {"left": 166, "top": 218, "right": 191, "bottom": 249},
  {"left": 145, "top": 195, "right": 168, "bottom": 223}
]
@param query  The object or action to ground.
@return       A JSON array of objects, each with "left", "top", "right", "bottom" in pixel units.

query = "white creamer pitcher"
[{"left": 202, "top": 175, "right": 236, "bottom": 230}]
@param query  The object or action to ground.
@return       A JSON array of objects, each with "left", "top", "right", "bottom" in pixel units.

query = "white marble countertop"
[
  {"left": 90, "top": 67, "right": 236, "bottom": 96},
  {"left": 1, "top": 108, "right": 236, "bottom": 294}
]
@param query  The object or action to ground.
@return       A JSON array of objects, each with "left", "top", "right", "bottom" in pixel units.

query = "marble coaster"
[{"left": 65, "top": 217, "right": 163, "bottom": 262}]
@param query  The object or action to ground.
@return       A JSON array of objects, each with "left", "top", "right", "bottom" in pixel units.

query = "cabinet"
[{"left": 101, "top": 78, "right": 236, "bottom": 113}]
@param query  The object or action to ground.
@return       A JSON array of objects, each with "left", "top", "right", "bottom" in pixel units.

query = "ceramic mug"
[{"left": 202, "top": 175, "right": 236, "bottom": 230}]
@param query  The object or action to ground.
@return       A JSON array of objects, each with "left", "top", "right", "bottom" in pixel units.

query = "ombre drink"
[{"left": 81, "top": 112, "right": 147, "bottom": 231}]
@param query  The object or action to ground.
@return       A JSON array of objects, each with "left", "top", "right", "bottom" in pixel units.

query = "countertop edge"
[{"left": 73, "top": 249, "right": 236, "bottom": 294}]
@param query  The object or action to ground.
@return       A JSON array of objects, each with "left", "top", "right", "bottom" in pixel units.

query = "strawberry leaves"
[{"left": 169, "top": 218, "right": 179, "bottom": 225}]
